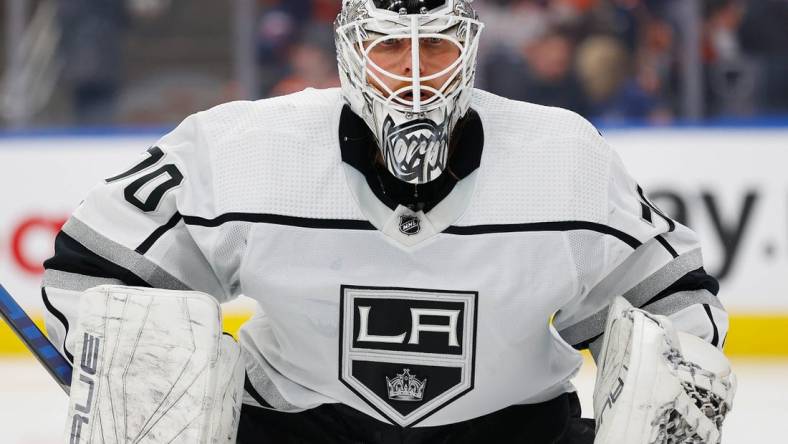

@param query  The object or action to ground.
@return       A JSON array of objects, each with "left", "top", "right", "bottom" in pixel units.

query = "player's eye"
[{"left": 379, "top": 38, "right": 405, "bottom": 48}]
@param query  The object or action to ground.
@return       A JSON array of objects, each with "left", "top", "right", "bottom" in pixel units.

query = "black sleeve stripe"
[
  {"left": 643, "top": 268, "right": 720, "bottom": 307},
  {"left": 44, "top": 231, "right": 152, "bottom": 288},
  {"left": 572, "top": 332, "right": 602, "bottom": 351},
  {"left": 702, "top": 303, "right": 720, "bottom": 347},
  {"left": 566, "top": 266, "right": 718, "bottom": 350},
  {"left": 136, "top": 212, "right": 183, "bottom": 255},
  {"left": 41, "top": 288, "right": 74, "bottom": 363},
  {"left": 655, "top": 235, "right": 679, "bottom": 258},
  {"left": 244, "top": 373, "right": 274, "bottom": 409},
  {"left": 578, "top": 299, "right": 722, "bottom": 351}
]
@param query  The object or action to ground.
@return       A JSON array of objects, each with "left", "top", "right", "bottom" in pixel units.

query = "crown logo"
[{"left": 386, "top": 368, "right": 427, "bottom": 401}]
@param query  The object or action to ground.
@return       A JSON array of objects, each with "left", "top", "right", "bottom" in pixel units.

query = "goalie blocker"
[
  {"left": 65, "top": 286, "right": 245, "bottom": 444},
  {"left": 593, "top": 297, "right": 736, "bottom": 444}
]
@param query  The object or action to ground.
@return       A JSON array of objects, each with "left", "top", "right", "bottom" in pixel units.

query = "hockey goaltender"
[{"left": 42, "top": 1, "right": 735, "bottom": 443}]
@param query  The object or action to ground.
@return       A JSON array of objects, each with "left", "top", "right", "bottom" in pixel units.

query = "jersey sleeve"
[
  {"left": 554, "top": 146, "right": 728, "bottom": 356},
  {"left": 41, "top": 113, "right": 246, "bottom": 363}
]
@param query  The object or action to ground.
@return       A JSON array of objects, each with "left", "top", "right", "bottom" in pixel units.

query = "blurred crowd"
[
  {"left": 31, "top": 0, "right": 788, "bottom": 125},
  {"left": 255, "top": 0, "right": 788, "bottom": 125}
]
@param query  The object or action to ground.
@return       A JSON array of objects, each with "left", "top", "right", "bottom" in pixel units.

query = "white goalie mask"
[{"left": 335, "top": 0, "right": 484, "bottom": 184}]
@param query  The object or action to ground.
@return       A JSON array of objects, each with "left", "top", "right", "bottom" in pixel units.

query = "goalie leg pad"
[
  {"left": 593, "top": 297, "right": 736, "bottom": 444},
  {"left": 65, "top": 285, "right": 244, "bottom": 444}
]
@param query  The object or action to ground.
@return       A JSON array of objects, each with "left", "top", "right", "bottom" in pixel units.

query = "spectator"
[
  {"left": 269, "top": 25, "right": 340, "bottom": 97},
  {"left": 57, "top": 0, "right": 129, "bottom": 124},
  {"left": 576, "top": 35, "right": 670, "bottom": 123},
  {"left": 483, "top": 30, "right": 589, "bottom": 116},
  {"left": 704, "top": 0, "right": 745, "bottom": 63},
  {"left": 634, "top": 15, "right": 677, "bottom": 117},
  {"left": 256, "top": 3, "right": 302, "bottom": 94},
  {"left": 702, "top": 0, "right": 755, "bottom": 116},
  {"left": 39, "top": 0, "right": 788, "bottom": 127},
  {"left": 575, "top": 0, "right": 655, "bottom": 53},
  {"left": 738, "top": 0, "right": 788, "bottom": 57},
  {"left": 474, "top": 0, "right": 549, "bottom": 54},
  {"left": 576, "top": 36, "right": 630, "bottom": 115},
  {"left": 256, "top": 0, "right": 340, "bottom": 96},
  {"left": 737, "top": 0, "right": 788, "bottom": 113}
]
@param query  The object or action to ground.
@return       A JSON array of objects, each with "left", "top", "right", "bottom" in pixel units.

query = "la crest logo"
[{"left": 339, "top": 285, "right": 478, "bottom": 427}]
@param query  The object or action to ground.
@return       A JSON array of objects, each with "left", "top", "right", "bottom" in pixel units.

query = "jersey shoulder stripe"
[
  {"left": 445, "top": 220, "right": 640, "bottom": 248},
  {"left": 178, "top": 211, "right": 642, "bottom": 248},
  {"left": 182, "top": 212, "right": 376, "bottom": 230}
]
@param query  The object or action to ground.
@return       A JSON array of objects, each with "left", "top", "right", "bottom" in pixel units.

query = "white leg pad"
[{"left": 65, "top": 285, "right": 244, "bottom": 444}]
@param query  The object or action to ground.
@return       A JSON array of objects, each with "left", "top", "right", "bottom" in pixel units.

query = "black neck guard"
[{"left": 338, "top": 105, "right": 484, "bottom": 212}]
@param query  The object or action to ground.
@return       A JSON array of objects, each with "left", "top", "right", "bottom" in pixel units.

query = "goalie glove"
[{"left": 593, "top": 297, "right": 736, "bottom": 444}]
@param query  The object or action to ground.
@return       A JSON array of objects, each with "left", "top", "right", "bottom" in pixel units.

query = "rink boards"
[{"left": 1, "top": 125, "right": 787, "bottom": 356}]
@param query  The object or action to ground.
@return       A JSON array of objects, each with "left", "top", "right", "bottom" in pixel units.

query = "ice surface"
[{"left": 1, "top": 357, "right": 784, "bottom": 443}]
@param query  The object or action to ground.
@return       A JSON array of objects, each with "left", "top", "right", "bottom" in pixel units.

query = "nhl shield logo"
[
  {"left": 399, "top": 215, "right": 421, "bottom": 236},
  {"left": 339, "top": 285, "right": 478, "bottom": 427}
]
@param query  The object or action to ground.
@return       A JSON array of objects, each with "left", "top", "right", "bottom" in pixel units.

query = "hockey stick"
[{"left": 0, "top": 283, "right": 71, "bottom": 394}]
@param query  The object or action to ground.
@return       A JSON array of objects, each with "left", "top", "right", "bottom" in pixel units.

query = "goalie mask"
[{"left": 335, "top": 0, "right": 484, "bottom": 184}]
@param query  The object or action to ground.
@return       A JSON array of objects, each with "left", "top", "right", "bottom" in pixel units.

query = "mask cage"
[
  {"left": 371, "top": 0, "right": 450, "bottom": 14},
  {"left": 336, "top": 13, "right": 483, "bottom": 116}
]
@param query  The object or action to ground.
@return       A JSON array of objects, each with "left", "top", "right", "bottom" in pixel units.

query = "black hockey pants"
[{"left": 236, "top": 391, "right": 595, "bottom": 443}]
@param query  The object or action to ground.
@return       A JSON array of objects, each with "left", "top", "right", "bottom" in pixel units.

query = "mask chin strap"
[{"left": 410, "top": 15, "right": 421, "bottom": 114}]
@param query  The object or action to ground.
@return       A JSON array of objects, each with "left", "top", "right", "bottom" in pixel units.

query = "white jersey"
[{"left": 42, "top": 88, "right": 727, "bottom": 428}]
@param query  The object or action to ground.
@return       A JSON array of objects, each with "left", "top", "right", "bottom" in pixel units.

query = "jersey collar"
[{"left": 338, "top": 106, "right": 484, "bottom": 246}]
